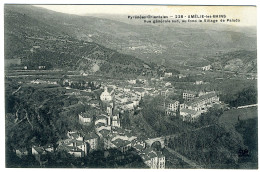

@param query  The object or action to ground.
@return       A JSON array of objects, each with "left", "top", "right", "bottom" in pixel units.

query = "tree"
[
  {"left": 121, "top": 111, "right": 131, "bottom": 129},
  {"left": 6, "top": 86, "right": 70, "bottom": 152}
]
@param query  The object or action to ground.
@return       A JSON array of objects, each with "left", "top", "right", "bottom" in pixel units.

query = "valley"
[{"left": 4, "top": 4, "right": 257, "bottom": 169}]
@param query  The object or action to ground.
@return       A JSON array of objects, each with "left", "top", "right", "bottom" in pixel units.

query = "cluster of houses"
[
  {"left": 98, "top": 127, "right": 165, "bottom": 169},
  {"left": 98, "top": 86, "right": 165, "bottom": 168},
  {"left": 57, "top": 131, "right": 95, "bottom": 158},
  {"left": 30, "top": 79, "right": 58, "bottom": 85},
  {"left": 165, "top": 90, "right": 220, "bottom": 122},
  {"left": 114, "top": 88, "right": 142, "bottom": 111},
  {"left": 16, "top": 68, "right": 219, "bottom": 168},
  {"left": 99, "top": 84, "right": 176, "bottom": 113},
  {"left": 140, "top": 148, "right": 165, "bottom": 169},
  {"left": 100, "top": 86, "right": 144, "bottom": 112},
  {"left": 16, "top": 85, "right": 165, "bottom": 169},
  {"left": 72, "top": 89, "right": 166, "bottom": 168},
  {"left": 62, "top": 79, "right": 101, "bottom": 90}
]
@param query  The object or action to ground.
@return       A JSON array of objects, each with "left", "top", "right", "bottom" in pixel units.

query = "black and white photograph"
[{"left": 4, "top": 3, "right": 257, "bottom": 169}]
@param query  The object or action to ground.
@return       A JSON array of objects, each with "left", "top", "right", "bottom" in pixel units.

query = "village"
[
  {"left": 5, "top": 4, "right": 257, "bottom": 169},
  {"left": 11, "top": 63, "right": 226, "bottom": 169}
]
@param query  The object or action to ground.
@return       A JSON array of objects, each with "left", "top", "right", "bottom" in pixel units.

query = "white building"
[
  {"left": 164, "top": 72, "right": 172, "bottom": 77},
  {"left": 165, "top": 100, "right": 179, "bottom": 115},
  {"left": 180, "top": 108, "right": 201, "bottom": 122},
  {"left": 78, "top": 112, "right": 94, "bottom": 125},
  {"left": 195, "top": 81, "right": 203, "bottom": 85},
  {"left": 16, "top": 148, "right": 28, "bottom": 158},
  {"left": 201, "top": 65, "right": 211, "bottom": 71},
  {"left": 84, "top": 132, "right": 99, "bottom": 151},
  {"left": 107, "top": 105, "right": 113, "bottom": 116},
  {"left": 165, "top": 82, "right": 172, "bottom": 87},
  {"left": 186, "top": 92, "right": 220, "bottom": 112},
  {"left": 183, "top": 91, "right": 197, "bottom": 101},
  {"left": 38, "top": 66, "right": 46, "bottom": 70},
  {"left": 140, "top": 148, "right": 165, "bottom": 169},
  {"left": 111, "top": 114, "right": 121, "bottom": 128},
  {"left": 58, "top": 140, "right": 88, "bottom": 158},
  {"left": 100, "top": 87, "right": 114, "bottom": 102},
  {"left": 128, "top": 79, "right": 136, "bottom": 84},
  {"left": 180, "top": 103, "right": 188, "bottom": 110}
]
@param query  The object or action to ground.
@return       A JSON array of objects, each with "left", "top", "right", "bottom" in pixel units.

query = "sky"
[{"left": 34, "top": 5, "right": 257, "bottom": 27}]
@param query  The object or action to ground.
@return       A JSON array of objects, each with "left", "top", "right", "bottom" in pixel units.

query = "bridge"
[
  {"left": 145, "top": 137, "right": 166, "bottom": 148},
  {"left": 145, "top": 135, "right": 203, "bottom": 168},
  {"left": 145, "top": 124, "right": 213, "bottom": 149},
  {"left": 145, "top": 134, "right": 178, "bottom": 148}
]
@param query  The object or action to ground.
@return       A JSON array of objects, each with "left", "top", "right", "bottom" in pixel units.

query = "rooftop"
[
  {"left": 79, "top": 108, "right": 99, "bottom": 118},
  {"left": 186, "top": 92, "right": 217, "bottom": 106},
  {"left": 183, "top": 90, "right": 197, "bottom": 95},
  {"left": 68, "top": 132, "right": 81, "bottom": 139},
  {"left": 98, "top": 128, "right": 111, "bottom": 137},
  {"left": 132, "top": 144, "right": 145, "bottom": 152},
  {"left": 32, "top": 145, "right": 45, "bottom": 154},
  {"left": 140, "top": 148, "right": 158, "bottom": 161},
  {"left": 84, "top": 132, "right": 99, "bottom": 140},
  {"left": 95, "top": 122, "right": 106, "bottom": 128},
  {"left": 111, "top": 138, "right": 131, "bottom": 148},
  {"left": 105, "top": 87, "right": 114, "bottom": 93},
  {"left": 166, "top": 99, "right": 179, "bottom": 105},
  {"left": 180, "top": 108, "right": 198, "bottom": 116},
  {"left": 96, "top": 114, "right": 108, "bottom": 120},
  {"left": 112, "top": 127, "right": 125, "bottom": 134}
]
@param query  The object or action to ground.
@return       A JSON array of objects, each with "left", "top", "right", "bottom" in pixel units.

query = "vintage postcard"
[{"left": 4, "top": 4, "right": 257, "bottom": 169}]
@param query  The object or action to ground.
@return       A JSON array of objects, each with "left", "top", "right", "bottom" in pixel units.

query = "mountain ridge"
[
  {"left": 5, "top": 5, "right": 257, "bottom": 74},
  {"left": 6, "top": 5, "right": 256, "bottom": 66},
  {"left": 5, "top": 5, "right": 156, "bottom": 78}
]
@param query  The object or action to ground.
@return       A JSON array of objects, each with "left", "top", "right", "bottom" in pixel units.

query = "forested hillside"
[
  {"left": 5, "top": 5, "right": 257, "bottom": 69},
  {"left": 5, "top": 5, "right": 155, "bottom": 78},
  {"left": 210, "top": 50, "right": 257, "bottom": 73}
]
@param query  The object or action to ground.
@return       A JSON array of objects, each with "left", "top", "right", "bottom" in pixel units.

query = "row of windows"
[
  {"left": 183, "top": 93, "right": 195, "bottom": 97},
  {"left": 190, "top": 98, "right": 218, "bottom": 107},
  {"left": 168, "top": 103, "right": 179, "bottom": 107}
]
